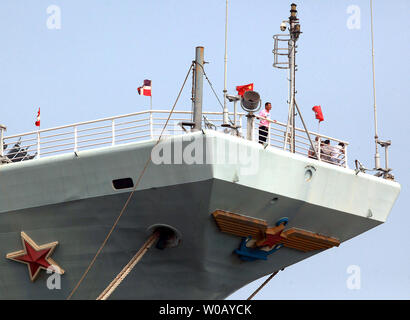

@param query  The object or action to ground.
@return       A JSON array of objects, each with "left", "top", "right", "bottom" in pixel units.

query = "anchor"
[
  {"left": 235, "top": 236, "right": 284, "bottom": 261},
  {"left": 234, "top": 218, "right": 288, "bottom": 261}
]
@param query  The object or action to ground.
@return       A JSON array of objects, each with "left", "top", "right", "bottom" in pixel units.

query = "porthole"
[
  {"left": 305, "top": 169, "right": 313, "bottom": 181},
  {"left": 304, "top": 165, "right": 316, "bottom": 182}
]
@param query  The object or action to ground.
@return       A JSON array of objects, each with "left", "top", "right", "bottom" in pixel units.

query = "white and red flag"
[
  {"left": 35, "top": 108, "right": 40, "bottom": 127},
  {"left": 137, "top": 79, "right": 152, "bottom": 96}
]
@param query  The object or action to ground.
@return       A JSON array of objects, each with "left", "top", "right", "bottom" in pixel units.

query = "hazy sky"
[{"left": 0, "top": 0, "right": 408, "bottom": 299}]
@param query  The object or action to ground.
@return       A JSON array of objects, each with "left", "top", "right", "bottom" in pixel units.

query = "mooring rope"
[
  {"left": 66, "top": 62, "right": 194, "bottom": 300},
  {"left": 96, "top": 231, "right": 160, "bottom": 300}
]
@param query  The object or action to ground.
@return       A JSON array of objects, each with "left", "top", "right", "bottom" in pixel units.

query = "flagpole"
[
  {"left": 149, "top": 84, "right": 153, "bottom": 138},
  {"left": 150, "top": 80, "right": 152, "bottom": 110},
  {"left": 36, "top": 107, "right": 41, "bottom": 159}
]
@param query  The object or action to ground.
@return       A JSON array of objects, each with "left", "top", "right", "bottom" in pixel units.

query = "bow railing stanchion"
[
  {"left": 111, "top": 119, "right": 116, "bottom": 146},
  {"left": 74, "top": 126, "right": 78, "bottom": 153},
  {"left": 36, "top": 131, "right": 41, "bottom": 159},
  {"left": 149, "top": 110, "right": 153, "bottom": 139},
  {"left": 344, "top": 145, "right": 348, "bottom": 168},
  {"left": 239, "top": 114, "right": 243, "bottom": 137},
  {"left": 0, "top": 125, "right": 5, "bottom": 158},
  {"left": 283, "top": 123, "right": 291, "bottom": 151}
]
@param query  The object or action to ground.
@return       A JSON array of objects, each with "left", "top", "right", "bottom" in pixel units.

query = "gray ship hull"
[{"left": 0, "top": 131, "right": 400, "bottom": 299}]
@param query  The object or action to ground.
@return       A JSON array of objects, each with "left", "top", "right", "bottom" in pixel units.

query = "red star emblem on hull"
[{"left": 6, "top": 232, "right": 64, "bottom": 282}]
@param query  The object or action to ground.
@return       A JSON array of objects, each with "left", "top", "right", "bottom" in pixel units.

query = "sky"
[{"left": 0, "top": 0, "right": 409, "bottom": 299}]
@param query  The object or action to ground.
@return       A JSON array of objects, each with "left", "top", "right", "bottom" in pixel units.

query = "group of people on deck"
[
  {"left": 257, "top": 101, "right": 345, "bottom": 166},
  {"left": 308, "top": 137, "right": 345, "bottom": 165}
]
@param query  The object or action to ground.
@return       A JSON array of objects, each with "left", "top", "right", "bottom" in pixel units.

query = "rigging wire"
[
  {"left": 66, "top": 62, "right": 194, "bottom": 300},
  {"left": 195, "top": 61, "right": 235, "bottom": 126},
  {"left": 247, "top": 269, "right": 282, "bottom": 300}
]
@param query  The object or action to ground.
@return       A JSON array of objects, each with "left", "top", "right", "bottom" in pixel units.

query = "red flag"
[
  {"left": 312, "top": 105, "right": 324, "bottom": 122},
  {"left": 137, "top": 79, "right": 152, "bottom": 96},
  {"left": 35, "top": 108, "right": 40, "bottom": 127},
  {"left": 236, "top": 83, "right": 254, "bottom": 96}
]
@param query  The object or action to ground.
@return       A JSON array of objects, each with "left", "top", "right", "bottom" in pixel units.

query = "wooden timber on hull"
[{"left": 212, "top": 209, "right": 340, "bottom": 253}]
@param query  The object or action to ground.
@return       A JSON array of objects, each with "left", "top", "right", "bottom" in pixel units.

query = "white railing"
[
  {"left": 255, "top": 115, "right": 348, "bottom": 167},
  {"left": 0, "top": 109, "right": 348, "bottom": 168},
  {"left": 0, "top": 110, "right": 243, "bottom": 163}
]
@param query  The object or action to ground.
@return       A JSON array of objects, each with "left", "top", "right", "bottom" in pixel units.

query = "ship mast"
[
  {"left": 273, "top": 4, "right": 301, "bottom": 153},
  {"left": 273, "top": 4, "right": 319, "bottom": 159},
  {"left": 287, "top": 3, "right": 301, "bottom": 153},
  {"left": 192, "top": 46, "right": 204, "bottom": 131}
]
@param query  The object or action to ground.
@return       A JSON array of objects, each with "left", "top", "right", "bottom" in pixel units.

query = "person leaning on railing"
[
  {"left": 307, "top": 136, "right": 346, "bottom": 166},
  {"left": 308, "top": 136, "right": 321, "bottom": 160},
  {"left": 258, "top": 102, "right": 273, "bottom": 144},
  {"left": 332, "top": 142, "right": 345, "bottom": 165},
  {"left": 321, "top": 140, "right": 333, "bottom": 163},
  {"left": 323, "top": 140, "right": 345, "bottom": 166},
  {"left": 308, "top": 138, "right": 331, "bottom": 162}
]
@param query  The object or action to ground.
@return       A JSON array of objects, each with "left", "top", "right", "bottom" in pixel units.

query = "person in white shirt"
[
  {"left": 321, "top": 139, "right": 332, "bottom": 163},
  {"left": 308, "top": 136, "right": 320, "bottom": 160},
  {"left": 332, "top": 142, "right": 345, "bottom": 165},
  {"left": 258, "top": 102, "right": 272, "bottom": 144}
]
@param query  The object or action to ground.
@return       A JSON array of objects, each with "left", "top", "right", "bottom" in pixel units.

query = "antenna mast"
[
  {"left": 370, "top": 0, "right": 380, "bottom": 170},
  {"left": 369, "top": 0, "right": 393, "bottom": 179},
  {"left": 222, "top": 0, "right": 229, "bottom": 126}
]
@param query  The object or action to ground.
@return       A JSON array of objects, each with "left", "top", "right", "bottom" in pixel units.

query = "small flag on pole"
[
  {"left": 35, "top": 108, "right": 41, "bottom": 127},
  {"left": 312, "top": 105, "right": 324, "bottom": 122},
  {"left": 236, "top": 83, "right": 254, "bottom": 96},
  {"left": 137, "top": 79, "right": 152, "bottom": 96}
]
